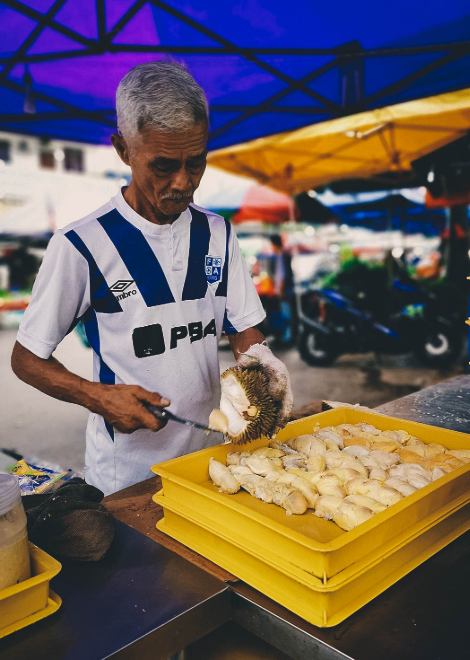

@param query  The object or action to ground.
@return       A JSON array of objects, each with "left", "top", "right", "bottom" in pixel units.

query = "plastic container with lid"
[{"left": 0, "top": 473, "right": 31, "bottom": 590}]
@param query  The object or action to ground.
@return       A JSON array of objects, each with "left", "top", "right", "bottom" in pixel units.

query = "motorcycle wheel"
[
  {"left": 298, "top": 329, "right": 337, "bottom": 366},
  {"left": 414, "top": 327, "right": 461, "bottom": 367}
]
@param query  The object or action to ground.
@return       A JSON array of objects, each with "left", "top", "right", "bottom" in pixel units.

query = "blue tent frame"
[{"left": 0, "top": 1, "right": 469, "bottom": 148}]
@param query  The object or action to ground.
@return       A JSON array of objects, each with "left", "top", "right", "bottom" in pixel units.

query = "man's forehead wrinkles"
[{"left": 149, "top": 150, "right": 207, "bottom": 164}]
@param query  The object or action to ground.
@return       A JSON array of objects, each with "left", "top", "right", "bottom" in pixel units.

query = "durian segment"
[
  {"left": 229, "top": 461, "right": 307, "bottom": 514},
  {"left": 369, "top": 450, "right": 400, "bottom": 469},
  {"left": 368, "top": 467, "right": 388, "bottom": 481},
  {"left": 282, "top": 453, "right": 307, "bottom": 470},
  {"left": 430, "top": 467, "right": 446, "bottom": 481},
  {"left": 313, "top": 474, "right": 345, "bottom": 498},
  {"left": 325, "top": 467, "right": 363, "bottom": 484},
  {"left": 208, "top": 409, "right": 229, "bottom": 433},
  {"left": 343, "top": 444, "right": 370, "bottom": 458},
  {"left": 307, "top": 454, "right": 326, "bottom": 473},
  {"left": 314, "top": 427, "right": 344, "bottom": 448},
  {"left": 226, "top": 451, "right": 250, "bottom": 466},
  {"left": 333, "top": 502, "right": 374, "bottom": 531},
  {"left": 369, "top": 439, "right": 401, "bottom": 453},
  {"left": 448, "top": 449, "right": 470, "bottom": 462},
  {"left": 242, "top": 455, "right": 283, "bottom": 477},
  {"left": 325, "top": 451, "right": 368, "bottom": 476},
  {"left": 220, "top": 366, "right": 283, "bottom": 444},
  {"left": 270, "top": 472, "right": 318, "bottom": 509},
  {"left": 209, "top": 458, "right": 240, "bottom": 494},
  {"left": 314, "top": 495, "right": 344, "bottom": 520},
  {"left": 282, "top": 435, "right": 319, "bottom": 455},
  {"left": 271, "top": 484, "right": 308, "bottom": 515},
  {"left": 384, "top": 477, "right": 417, "bottom": 497},
  {"left": 343, "top": 435, "right": 371, "bottom": 449},
  {"left": 345, "top": 478, "right": 402, "bottom": 506},
  {"left": 344, "top": 494, "right": 386, "bottom": 513},
  {"left": 251, "top": 447, "right": 285, "bottom": 459},
  {"left": 237, "top": 473, "right": 274, "bottom": 502}
]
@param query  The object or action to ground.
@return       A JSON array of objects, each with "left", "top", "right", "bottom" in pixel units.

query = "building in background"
[{"left": 0, "top": 131, "right": 130, "bottom": 234}]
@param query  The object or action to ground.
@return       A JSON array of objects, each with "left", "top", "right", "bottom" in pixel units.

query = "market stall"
[{"left": 1, "top": 375, "right": 469, "bottom": 659}]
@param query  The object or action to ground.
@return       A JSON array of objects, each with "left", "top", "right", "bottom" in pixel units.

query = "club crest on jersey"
[{"left": 204, "top": 255, "right": 222, "bottom": 284}]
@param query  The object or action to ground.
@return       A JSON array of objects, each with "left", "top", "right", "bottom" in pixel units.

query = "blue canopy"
[{"left": 1, "top": 0, "right": 469, "bottom": 149}]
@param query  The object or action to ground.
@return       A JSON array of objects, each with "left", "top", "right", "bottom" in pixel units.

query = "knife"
[{"left": 147, "top": 405, "right": 215, "bottom": 433}]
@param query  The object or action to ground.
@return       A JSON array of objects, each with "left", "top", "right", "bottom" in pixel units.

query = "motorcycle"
[{"left": 296, "top": 276, "right": 463, "bottom": 368}]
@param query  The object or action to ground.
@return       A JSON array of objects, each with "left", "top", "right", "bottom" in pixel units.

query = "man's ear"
[{"left": 111, "top": 133, "right": 130, "bottom": 166}]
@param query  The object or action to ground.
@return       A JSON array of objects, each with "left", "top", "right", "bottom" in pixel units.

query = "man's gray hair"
[{"left": 116, "top": 62, "right": 208, "bottom": 138}]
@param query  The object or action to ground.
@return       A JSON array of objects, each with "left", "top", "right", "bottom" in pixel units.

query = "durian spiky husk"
[{"left": 212, "top": 364, "right": 283, "bottom": 445}]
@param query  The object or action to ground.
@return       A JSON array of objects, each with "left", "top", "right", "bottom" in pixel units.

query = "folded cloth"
[{"left": 26, "top": 478, "right": 115, "bottom": 561}]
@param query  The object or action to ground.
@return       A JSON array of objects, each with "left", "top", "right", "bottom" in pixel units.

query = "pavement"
[{"left": 1, "top": 327, "right": 461, "bottom": 473}]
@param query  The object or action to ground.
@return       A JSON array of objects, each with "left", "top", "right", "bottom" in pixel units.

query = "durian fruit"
[
  {"left": 333, "top": 501, "right": 374, "bottom": 531},
  {"left": 210, "top": 365, "right": 283, "bottom": 445},
  {"left": 209, "top": 458, "right": 241, "bottom": 494}
]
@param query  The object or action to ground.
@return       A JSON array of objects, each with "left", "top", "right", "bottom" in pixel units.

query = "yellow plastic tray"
[
  {"left": 0, "top": 543, "right": 62, "bottom": 639},
  {"left": 152, "top": 408, "right": 470, "bottom": 580},
  {"left": 157, "top": 496, "right": 470, "bottom": 627}
]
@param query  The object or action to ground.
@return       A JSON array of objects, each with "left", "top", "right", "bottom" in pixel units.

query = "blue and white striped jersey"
[{"left": 17, "top": 191, "right": 265, "bottom": 494}]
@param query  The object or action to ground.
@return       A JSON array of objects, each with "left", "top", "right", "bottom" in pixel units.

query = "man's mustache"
[{"left": 161, "top": 192, "right": 193, "bottom": 201}]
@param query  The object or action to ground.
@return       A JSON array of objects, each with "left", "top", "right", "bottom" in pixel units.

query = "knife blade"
[{"left": 147, "top": 405, "right": 215, "bottom": 433}]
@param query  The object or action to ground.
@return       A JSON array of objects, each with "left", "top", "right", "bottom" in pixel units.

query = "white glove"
[{"left": 237, "top": 343, "right": 293, "bottom": 420}]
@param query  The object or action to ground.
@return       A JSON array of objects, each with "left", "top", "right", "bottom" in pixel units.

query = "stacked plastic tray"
[
  {"left": 153, "top": 408, "right": 470, "bottom": 627},
  {"left": 0, "top": 544, "right": 61, "bottom": 638}
]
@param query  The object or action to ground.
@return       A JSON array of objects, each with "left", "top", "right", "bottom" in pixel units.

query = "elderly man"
[{"left": 11, "top": 62, "right": 291, "bottom": 495}]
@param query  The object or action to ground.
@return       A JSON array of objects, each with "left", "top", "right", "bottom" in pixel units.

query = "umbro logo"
[
  {"left": 109, "top": 280, "right": 134, "bottom": 292},
  {"left": 110, "top": 279, "right": 137, "bottom": 301}
]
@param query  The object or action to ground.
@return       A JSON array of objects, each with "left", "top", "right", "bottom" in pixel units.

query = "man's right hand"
[
  {"left": 87, "top": 383, "right": 171, "bottom": 433},
  {"left": 11, "top": 342, "right": 171, "bottom": 435}
]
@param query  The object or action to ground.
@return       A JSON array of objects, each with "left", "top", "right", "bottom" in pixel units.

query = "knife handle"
[{"left": 146, "top": 405, "right": 172, "bottom": 422}]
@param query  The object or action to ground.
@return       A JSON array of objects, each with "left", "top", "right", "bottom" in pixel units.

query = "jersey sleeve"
[
  {"left": 223, "top": 230, "right": 266, "bottom": 334},
  {"left": 16, "top": 231, "right": 90, "bottom": 359}
]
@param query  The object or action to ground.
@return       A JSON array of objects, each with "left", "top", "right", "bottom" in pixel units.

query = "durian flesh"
[{"left": 210, "top": 365, "right": 283, "bottom": 444}]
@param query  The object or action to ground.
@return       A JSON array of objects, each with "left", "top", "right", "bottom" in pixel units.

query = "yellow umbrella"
[{"left": 208, "top": 88, "right": 470, "bottom": 194}]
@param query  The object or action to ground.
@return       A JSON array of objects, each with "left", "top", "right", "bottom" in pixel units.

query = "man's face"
[{"left": 114, "top": 122, "right": 208, "bottom": 221}]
